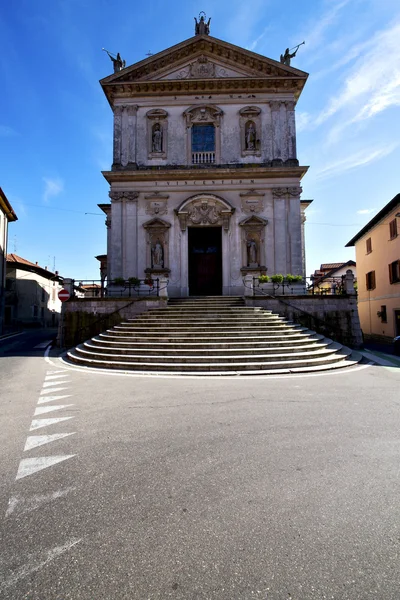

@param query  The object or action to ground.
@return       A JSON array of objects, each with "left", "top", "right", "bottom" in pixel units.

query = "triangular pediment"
[{"left": 101, "top": 35, "right": 307, "bottom": 86}]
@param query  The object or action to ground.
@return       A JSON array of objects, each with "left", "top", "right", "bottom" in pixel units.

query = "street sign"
[{"left": 58, "top": 289, "right": 70, "bottom": 302}]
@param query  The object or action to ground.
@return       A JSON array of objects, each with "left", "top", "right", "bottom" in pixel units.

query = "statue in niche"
[
  {"left": 152, "top": 239, "right": 164, "bottom": 268},
  {"left": 247, "top": 239, "right": 258, "bottom": 266},
  {"left": 152, "top": 123, "right": 163, "bottom": 153},
  {"left": 245, "top": 121, "right": 256, "bottom": 151}
]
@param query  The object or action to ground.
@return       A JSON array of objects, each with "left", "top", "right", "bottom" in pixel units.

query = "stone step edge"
[
  {"left": 82, "top": 340, "right": 332, "bottom": 356},
  {"left": 64, "top": 354, "right": 361, "bottom": 376},
  {"left": 73, "top": 343, "right": 345, "bottom": 363},
  {"left": 67, "top": 348, "right": 352, "bottom": 370}
]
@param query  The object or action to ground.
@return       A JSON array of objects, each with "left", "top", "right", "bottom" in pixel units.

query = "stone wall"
[
  {"left": 246, "top": 295, "right": 363, "bottom": 348},
  {"left": 59, "top": 297, "right": 167, "bottom": 348}
]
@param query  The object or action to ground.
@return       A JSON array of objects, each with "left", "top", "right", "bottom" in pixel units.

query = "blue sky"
[{"left": 1, "top": 0, "right": 400, "bottom": 280}]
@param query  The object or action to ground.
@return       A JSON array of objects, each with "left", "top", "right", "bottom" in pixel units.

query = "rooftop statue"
[
  {"left": 102, "top": 48, "right": 126, "bottom": 73},
  {"left": 194, "top": 12, "right": 211, "bottom": 35},
  {"left": 280, "top": 41, "right": 305, "bottom": 66}
]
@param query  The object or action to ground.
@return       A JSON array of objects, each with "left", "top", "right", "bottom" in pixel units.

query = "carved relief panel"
[
  {"left": 143, "top": 217, "right": 171, "bottom": 274},
  {"left": 144, "top": 192, "right": 169, "bottom": 216},
  {"left": 239, "top": 215, "right": 268, "bottom": 271},
  {"left": 240, "top": 190, "right": 265, "bottom": 214},
  {"left": 146, "top": 109, "right": 168, "bottom": 159},
  {"left": 175, "top": 195, "right": 234, "bottom": 232},
  {"left": 239, "top": 106, "right": 261, "bottom": 157}
]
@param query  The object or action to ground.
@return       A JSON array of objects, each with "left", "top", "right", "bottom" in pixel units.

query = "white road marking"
[
  {"left": 42, "top": 380, "right": 69, "bottom": 388},
  {"left": 33, "top": 340, "right": 53, "bottom": 349},
  {"left": 45, "top": 374, "right": 70, "bottom": 381},
  {"left": 34, "top": 404, "right": 74, "bottom": 416},
  {"left": 24, "top": 433, "right": 76, "bottom": 451},
  {"left": 37, "top": 394, "right": 72, "bottom": 404},
  {"left": 30, "top": 417, "right": 74, "bottom": 431},
  {"left": 46, "top": 370, "right": 67, "bottom": 374},
  {"left": 40, "top": 387, "right": 69, "bottom": 394},
  {"left": 0, "top": 538, "right": 81, "bottom": 590},
  {"left": 16, "top": 455, "right": 76, "bottom": 480},
  {"left": 5, "top": 488, "right": 75, "bottom": 518}
]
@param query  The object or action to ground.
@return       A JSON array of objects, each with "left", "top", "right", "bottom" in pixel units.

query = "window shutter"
[
  {"left": 371, "top": 271, "right": 375, "bottom": 289},
  {"left": 389, "top": 263, "right": 393, "bottom": 284}
]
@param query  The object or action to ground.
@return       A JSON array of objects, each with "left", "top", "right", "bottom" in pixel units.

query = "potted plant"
[
  {"left": 258, "top": 275, "right": 270, "bottom": 284},
  {"left": 128, "top": 277, "right": 141, "bottom": 288},
  {"left": 113, "top": 277, "right": 126, "bottom": 286},
  {"left": 286, "top": 274, "right": 303, "bottom": 284},
  {"left": 270, "top": 274, "right": 284, "bottom": 284}
]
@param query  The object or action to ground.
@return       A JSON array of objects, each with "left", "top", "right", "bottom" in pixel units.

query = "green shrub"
[
  {"left": 271, "top": 274, "right": 284, "bottom": 284},
  {"left": 258, "top": 275, "right": 270, "bottom": 283},
  {"left": 113, "top": 277, "right": 126, "bottom": 286},
  {"left": 286, "top": 274, "right": 303, "bottom": 284},
  {"left": 128, "top": 277, "right": 141, "bottom": 287}
]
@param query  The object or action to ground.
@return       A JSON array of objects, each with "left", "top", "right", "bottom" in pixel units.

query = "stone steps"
[{"left": 65, "top": 297, "right": 363, "bottom": 375}]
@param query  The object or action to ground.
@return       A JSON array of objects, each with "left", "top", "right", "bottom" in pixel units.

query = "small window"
[
  {"left": 389, "top": 219, "right": 398, "bottom": 240},
  {"left": 366, "top": 237, "right": 372, "bottom": 253},
  {"left": 378, "top": 305, "right": 387, "bottom": 323},
  {"left": 33, "top": 304, "right": 38, "bottom": 318},
  {"left": 366, "top": 271, "right": 376, "bottom": 290},
  {"left": 389, "top": 260, "right": 400, "bottom": 284},
  {"left": 41, "top": 307, "right": 44, "bottom": 318},
  {"left": 41, "top": 287, "right": 45, "bottom": 302}
]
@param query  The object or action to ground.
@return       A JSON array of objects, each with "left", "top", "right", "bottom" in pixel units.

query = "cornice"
[
  {"left": 101, "top": 77, "right": 305, "bottom": 105},
  {"left": 102, "top": 165, "right": 309, "bottom": 184}
]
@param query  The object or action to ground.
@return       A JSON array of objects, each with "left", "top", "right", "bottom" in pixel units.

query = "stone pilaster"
[
  {"left": 272, "top": 188, "right": 287, "bottom": 274},
  {"left": 121, "top": 105, "right": 138, "bottom": 166},
  {"left": 285, "top": 101, "right": 297, "bottom": 159},
  {"left": 109, "top": 191, "right": 139, "bottom": 280},
  {"left": 300, "top": 210, "right": 306, "bottom": 278},
  {"left": 112, "top": 106, "right": 123, "bottom": 167},
  {"left": 270, "top": 101, "right": 283, "bottom": 160}
]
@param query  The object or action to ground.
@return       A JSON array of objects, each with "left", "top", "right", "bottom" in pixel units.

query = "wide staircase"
[{"left": 66, "top": 296, "right": 363, "bottom": 375}]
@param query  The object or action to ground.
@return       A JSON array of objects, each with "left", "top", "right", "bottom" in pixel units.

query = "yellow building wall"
[{"left": 355, "top": 206, "right": 400, "bottom": 341}]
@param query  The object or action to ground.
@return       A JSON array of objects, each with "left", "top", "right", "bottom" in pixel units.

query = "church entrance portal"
[{"left": 188, "top": 227, "right": 222, "bottom": 295}]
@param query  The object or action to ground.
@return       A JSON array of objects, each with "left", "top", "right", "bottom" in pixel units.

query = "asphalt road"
[{"left": 0, "top": 336, "right": 399, "bottom": 599}]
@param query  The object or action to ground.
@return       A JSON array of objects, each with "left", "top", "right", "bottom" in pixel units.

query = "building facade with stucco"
[{"left": 99, "top": 20, "right": 311, "bottom": 297}]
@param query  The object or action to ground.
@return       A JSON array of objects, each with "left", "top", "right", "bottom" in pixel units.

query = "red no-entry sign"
[{"left": 58, "top": 289, "right": 70, "bottom": 302}]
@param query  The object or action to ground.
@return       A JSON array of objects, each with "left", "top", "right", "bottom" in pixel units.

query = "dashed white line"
[
  {"left": 0, "top": 538, "right": 81, "bottom": 590},
  {"left": 37, "top": 394, "right": 72, "bottom": 404},
  {"left": 40, "top": 387, "right": 69, "bottom": 395},
  {"left": 34, "top": 404, "right": 74, "bottom": 416},
  {"left": 42, "top": 380, "right": 69, "bottom": 388},
  {"left": 16, "top": 455, "right": 76, "bottom": 480},
  {"left": 30, "top": 417, "right": 74, "bottom": 431},
  {"left": 24, "top": 433, "right": 76, "bottom": 452},
  {"left": 5, "top": 488, "right": 75, "bottom": 518}
]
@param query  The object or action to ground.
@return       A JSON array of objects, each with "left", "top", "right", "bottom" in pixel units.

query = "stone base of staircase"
[{"left": 65, "top": 296, "right": 364, "bottom": 376}]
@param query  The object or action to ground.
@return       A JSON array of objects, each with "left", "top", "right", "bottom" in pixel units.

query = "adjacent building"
[
  {"left": 346, "top": 194, "right": 400, "bottom": 342},
  {"left": 99, "top": 18, "right": 311, "bottom": 297},
  {"left": 5, "top": 254, "right": 63, "bottom": 329},
  {"left": 310, "top": 261, "right": 357, "bottom": 294},
  {"left": 0, "top": 188, "right": 18, "bottom": 334}
]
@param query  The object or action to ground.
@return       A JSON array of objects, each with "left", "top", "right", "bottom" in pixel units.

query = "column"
[
  {"left": 113, "top": 106, "right": 123, "bottom": 167},
  {"left": 270, "top": 101, "right": 283, "bottom": 160},
  {"left": 272, "top": 188, "right": 287, "bottom": 274},
  {"left": 123, "top": 192, "right": 139, "bottom": 278},
  {"left": 109, "top": 192, "right": 123, "bottom": 280},
  {"left": 287, "top": 190, "right": 303, "bottom": 275},
  {"left": 286, "top": 101, "right": 297, "bottom": 159},
  {"left": 121, "top": 105, "right": 138, "bottom": 167},
  {"left": 300, "top": 207, "right": 307, "bottom": 278}
]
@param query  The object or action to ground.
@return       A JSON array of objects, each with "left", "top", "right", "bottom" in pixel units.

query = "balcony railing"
[{"left": 192, "top": 151, "right": 215, "bottom": 165}]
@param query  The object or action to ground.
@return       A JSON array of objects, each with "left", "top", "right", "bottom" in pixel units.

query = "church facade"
[{"left": 99, "top": 23, "right": 310, "bottom": 297}]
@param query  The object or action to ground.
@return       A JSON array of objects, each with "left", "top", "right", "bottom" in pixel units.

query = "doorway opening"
[{"left": 188, "top": 227, "right": 222, "bottom": 296}]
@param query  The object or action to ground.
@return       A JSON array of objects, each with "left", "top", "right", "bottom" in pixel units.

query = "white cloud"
[
  {"left": 298, "top": 0, "right": 352, "bottom": 60},
  {"left": 316, "top": 20, "right": 400, "bottom": 127},
  {"left": 313, "top": 143, "right": 398, "bottom": 181},
  {"left": 42, "top": 177, "right": 64, "bottom": 203},
  {"left": 0, "top": 125, "right": 18, "bottom": 137},
  {"left": 296, "top": 112, "right": 311, "bottom": 132},
  {"left": 357, "top": 208, "right": 375, "bottom": 214}
]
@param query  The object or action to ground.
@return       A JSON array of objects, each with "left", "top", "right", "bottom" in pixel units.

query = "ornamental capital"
[{"left": 109, "top": 190, "right": 139, "bottom": 202}]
